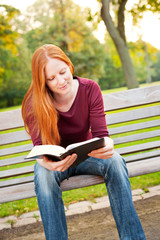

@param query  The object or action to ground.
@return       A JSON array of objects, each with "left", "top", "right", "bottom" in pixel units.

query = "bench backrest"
[{"left": 0, "top": 85, "right": 160, "bottom": 203}]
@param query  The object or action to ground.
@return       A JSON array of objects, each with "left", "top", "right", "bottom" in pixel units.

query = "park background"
[
  {"left": 0, "top": 0, "right": 160, "bottom": 218},
  {"left": 1, "top": 0, "right": 160, "bottom": 108}
]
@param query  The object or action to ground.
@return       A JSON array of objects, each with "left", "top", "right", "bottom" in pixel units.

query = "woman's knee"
[
  {"left": 110, "top": 151, "right": 125, "bottom": 166},
  {"left": 34, "top": 162, "right": 62, "bottom": 196},
  {"left": 103, "top": 151, "right": 128, "bottom": 178}
]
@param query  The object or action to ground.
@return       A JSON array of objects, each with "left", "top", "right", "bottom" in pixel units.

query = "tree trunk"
[
  {"left": 101, "top": 0, "right": 139, "bottom": 89},
  {"left": 143, "top": 41, "right": 152, "bottom": 83}
]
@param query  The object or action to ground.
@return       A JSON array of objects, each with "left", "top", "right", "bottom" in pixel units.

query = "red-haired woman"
[{"left": 22, "top": 44, "right": 146, "bottom": 240}]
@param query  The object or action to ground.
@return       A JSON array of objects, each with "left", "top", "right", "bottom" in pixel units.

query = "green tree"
[
  {"left": 0, "top": 39, "right": 32, "bottom": 107},
  {"left": 0, "top": 4, "right": 20, "bottom": 85},
  {"left": 99, "top": 56, "right": 124, "bottom": 90},
  {"left": 0, "top": 5, "right": 21, "bottom": 106},
  {"left": 129, "top": 40, "right": 157, "bottom": 84},
  {"left": 98, "top": 0, "right": 160, "bottom": 89},
  {"left": 152, "top": 51, "right": 160, "bottom": 82},
  {"left": 99, "top": 35, "right": 125, "bottom": 89}
]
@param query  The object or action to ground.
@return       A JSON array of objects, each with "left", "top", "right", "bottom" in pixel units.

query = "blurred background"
[{"left": 0, "top": 0, "right": 160, "bottom": 108}]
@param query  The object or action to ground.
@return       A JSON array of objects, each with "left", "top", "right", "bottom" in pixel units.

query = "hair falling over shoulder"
[{"left": 21, "top": 44, "right": 74, "bottom": 145}]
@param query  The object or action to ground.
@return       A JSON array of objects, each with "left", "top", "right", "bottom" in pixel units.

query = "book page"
[
  {"left": 26, "top": 145, "right": 66, "bottom": 159},
  {"left": 66, "top": 137, "right": 100, "bottom": 151}
]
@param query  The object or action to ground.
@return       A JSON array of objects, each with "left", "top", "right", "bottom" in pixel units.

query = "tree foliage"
[
  {"left": 23, "top": 0, "right": 106, "bottom": 80},
  {"left": 0, "top": 5, "right": 20, "bottom": 86},
  {"left": 0, "top": 5, "right": 20, "bottom": 52},
  {"left": 0, "top": 5, "right": 33, "bottom": 107},
  {"left": 130, "top": 0, "right": 160, "bottom": 24}
]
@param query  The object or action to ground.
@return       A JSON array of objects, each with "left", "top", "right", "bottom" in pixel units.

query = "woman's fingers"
[
  {"left": 37, "top": 153, "right": 77, "bottom": 172},
  {"left": 54, "top": 154, "right": 77, "bottom": 172},
  {"left": 88, "top": 137, "right": 114, "bottom": 159},
  {"left": 88, "top": 149, "right": 114, "bottom": 159}
]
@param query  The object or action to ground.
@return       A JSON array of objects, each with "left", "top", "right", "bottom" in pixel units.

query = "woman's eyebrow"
[{"left": 60, "top": 67, "right": 66, "bottom": 71}]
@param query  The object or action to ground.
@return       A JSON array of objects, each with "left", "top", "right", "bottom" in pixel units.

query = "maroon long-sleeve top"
[{"left": 28, "top": 77, "right": 109, "bottom": 147}]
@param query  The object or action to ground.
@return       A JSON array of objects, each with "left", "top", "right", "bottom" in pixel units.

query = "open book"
[{"left": 26, "top": 137, "right": 105, "bottom": 168}]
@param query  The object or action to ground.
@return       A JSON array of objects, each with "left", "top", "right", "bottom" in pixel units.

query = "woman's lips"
[{"left": 59, "top": 82, "right": 68, "bottom": 90}]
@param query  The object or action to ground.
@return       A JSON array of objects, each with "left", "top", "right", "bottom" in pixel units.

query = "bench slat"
[
  {"left": 127, "top": 156, "right": 160, "bottom": 177},
  {"left": 116, "top": 140, "right": 160, "bottom": 155},
  {"left": 106, "top": 105, "right": 160, "bottom": 125},
  {"left": 0, "top": 182, "right": 35, "bottom": 203},
  {"left": 0, "top": 109, "right": 24, "bottom": 131},
  {"left": 109, "top": 119, "right": 160, "bottom": 135},
  {"left": 114, "top": 129, "right": 160, "bottom": 145},
  {"left": 0, "top": 155, "right": 34, "bottom": 167},
  {"left": 0, "top": 143, "right": 33, "bottom": 157},
  {"left": 124, "top": 149, "right": 160, "bottom": 162},
  {"left": 0, "top": 130, "right": 30, "bottom": 145},
  {"left": 0, "top": 176, "right": 34, "bottom": 188},
  {"left": 0, "top": 165, "right": 34, "bottom": 179},
  {"left": 1, "top": 156, "right": 160, "bottom": 203},
  {"left": 103, "top": 85, "right": 160, "bottom": 111}
]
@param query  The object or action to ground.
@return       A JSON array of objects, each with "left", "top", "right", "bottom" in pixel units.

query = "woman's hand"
[
  {"left": 37, "top": 153, "right": 77, "bottom": 172},
  {"left": 88, "top": 137, "right": 114, "bottom": 160}
]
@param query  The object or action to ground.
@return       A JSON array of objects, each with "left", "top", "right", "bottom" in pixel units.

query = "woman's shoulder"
[
  {"left": 75, "top": 76, "right": 99, "bottom": 90},
  {"left": 75, "top": 76, "right": 102, "bottom": 104}
]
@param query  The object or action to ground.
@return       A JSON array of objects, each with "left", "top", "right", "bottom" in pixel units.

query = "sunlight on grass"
[{"left": 0, "top": 105, "right": 21, "bottom": 112}]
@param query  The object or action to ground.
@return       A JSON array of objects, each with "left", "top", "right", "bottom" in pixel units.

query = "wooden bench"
[{"left": 0, "top": 85, "right": 160, "bottom": 204}]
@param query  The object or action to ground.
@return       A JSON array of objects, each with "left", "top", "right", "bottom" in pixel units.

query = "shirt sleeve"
[{"left": 88, "top": 81, "right": 109, "bottom": 138}]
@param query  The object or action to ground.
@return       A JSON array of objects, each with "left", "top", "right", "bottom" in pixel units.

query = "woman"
[{"left": 22, "top": 44, "right": 146, "bottom": 240}]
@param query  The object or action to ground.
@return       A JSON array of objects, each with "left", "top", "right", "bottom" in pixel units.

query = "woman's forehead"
[{"left": 45, "top": 58, "right": 68, "bottom": 76}]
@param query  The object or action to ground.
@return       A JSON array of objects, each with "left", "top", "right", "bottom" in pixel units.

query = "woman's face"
[{"left": 45, "top": 58, "right": 73, "bottom": 96}]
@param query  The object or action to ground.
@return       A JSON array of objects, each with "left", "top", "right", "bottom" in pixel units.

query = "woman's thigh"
[{"left": 74, "top": 151, "right": 127, "bottom": 178}]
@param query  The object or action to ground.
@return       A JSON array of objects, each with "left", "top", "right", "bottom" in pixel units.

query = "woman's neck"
[{"left": 53, "top": 79, "right": 79, "bottom": 112}]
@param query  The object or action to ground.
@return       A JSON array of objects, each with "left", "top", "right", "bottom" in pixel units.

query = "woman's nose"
[{"left": 57, "top": 75, "right": 65, "bottom": 84}]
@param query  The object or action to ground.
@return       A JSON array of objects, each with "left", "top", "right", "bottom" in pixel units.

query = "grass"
[
  {"left": 0, "top": 105, "right": 21, "bottom": 112},
  {"left": 0, "top": 81, "right": 160, "bottom": 218}
]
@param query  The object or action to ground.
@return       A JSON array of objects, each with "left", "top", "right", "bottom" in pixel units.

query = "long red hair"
[{"left": 22, "top": 44, "right": 74, "bottom": 145}]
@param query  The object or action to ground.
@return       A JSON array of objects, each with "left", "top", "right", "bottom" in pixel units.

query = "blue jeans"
[{"left": 34, "top": 151, "right": 146, "bottom": 240}]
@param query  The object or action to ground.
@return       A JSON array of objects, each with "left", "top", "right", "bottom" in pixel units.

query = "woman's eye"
[
  {"left": 60, "top": 70, "right": 66, "bottom": 75},
  {"left": 49, "top": 77, "right": 55, "bottom": 81}
]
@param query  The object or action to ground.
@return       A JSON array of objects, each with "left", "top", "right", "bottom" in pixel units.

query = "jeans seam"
[{"left": 34, "top": 163, "right": 39, "bottom": 195}]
